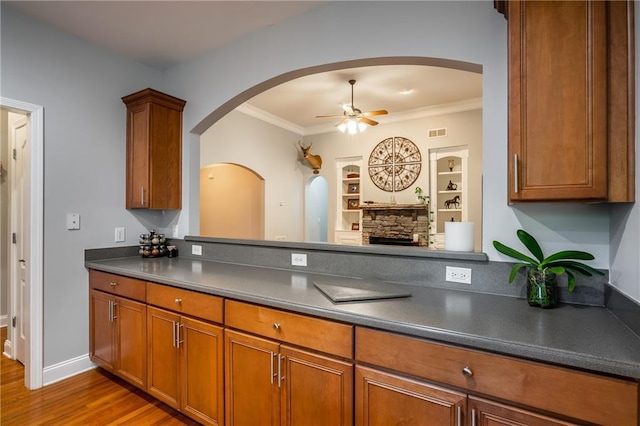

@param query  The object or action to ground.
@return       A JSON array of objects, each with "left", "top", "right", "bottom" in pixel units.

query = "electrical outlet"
[
  {"left": 115, "top": 227, "right": 126, "bottom": 242},
  {"left": 192, "top": 245, "right": 202, "bottom": 256},
  {"left": 291, "top": 253, "right": 307, "bottom": 267},
  {"left": 446, "top": 266, "right": 472, "bottom": 284}
]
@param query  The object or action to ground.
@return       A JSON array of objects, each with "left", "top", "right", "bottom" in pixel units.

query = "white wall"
[
  {"left": 1, "top": 6, "right": 161, "bottom": 367},
  {"left": 162, "top": 1, "right": 632, "bottom": 297}
]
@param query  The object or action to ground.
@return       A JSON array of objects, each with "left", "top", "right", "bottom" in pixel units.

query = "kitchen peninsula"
[{"left": 86, "top": 238, "right": 640, "bottom": 425}]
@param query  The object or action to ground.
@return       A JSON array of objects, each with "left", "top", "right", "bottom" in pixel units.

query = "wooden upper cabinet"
[
  {"left": 507, "top": 0, "right": 635, "bottom": 203},
  {"left": 122, "top": 88, "right": 186, "bottom": 210}
]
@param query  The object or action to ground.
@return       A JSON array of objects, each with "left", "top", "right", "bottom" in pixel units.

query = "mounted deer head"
[{"left": 298, "top": 141, "right": 322, "bottom": 174}]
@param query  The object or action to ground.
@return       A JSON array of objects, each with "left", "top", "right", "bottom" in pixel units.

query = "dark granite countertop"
[{"left": 85, "top": 256, "right": 640, "bottom": 380}]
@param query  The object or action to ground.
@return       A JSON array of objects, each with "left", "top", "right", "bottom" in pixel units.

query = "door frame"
[{"left": 1, "top": 96, "right": 44, "bottom": 390}]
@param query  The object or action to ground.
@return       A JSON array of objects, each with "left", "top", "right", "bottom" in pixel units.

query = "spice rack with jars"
[{"left": 139, "top": 229, "right": 168, "bottom": 258}]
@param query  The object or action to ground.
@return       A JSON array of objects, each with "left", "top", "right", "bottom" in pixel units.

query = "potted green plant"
[{"left": 493, "top": 229, "right": 604, "bottom": 308}]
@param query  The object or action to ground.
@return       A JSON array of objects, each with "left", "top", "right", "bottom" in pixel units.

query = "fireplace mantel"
[{"left": 361, "top": 203, "right": 426, "bottom": 221}]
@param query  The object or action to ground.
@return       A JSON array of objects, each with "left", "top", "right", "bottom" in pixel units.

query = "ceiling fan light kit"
[{"left": 316, "top": 79, "right": 388, "bottom": 134}]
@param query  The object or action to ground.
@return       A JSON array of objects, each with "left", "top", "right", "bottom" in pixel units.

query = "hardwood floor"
[{"left": 1, "top": 327, "right": 199, "bottom": 425}]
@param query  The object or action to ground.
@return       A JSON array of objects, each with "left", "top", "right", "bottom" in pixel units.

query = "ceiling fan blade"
[
  {"left": 334, "top": 118, "right": 349, "bottom": 128},
  {"left": 362, "top": 109, "right": 388, "bottom": 117},
  {"left": 359, "top": 117, "right": 379, "bottom": 126}
]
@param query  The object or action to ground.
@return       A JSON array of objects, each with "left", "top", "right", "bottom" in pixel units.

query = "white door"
[{"left": 10, "top": 115, "right": 29, "bottom": 364}]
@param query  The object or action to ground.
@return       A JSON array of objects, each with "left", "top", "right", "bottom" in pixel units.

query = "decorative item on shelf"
[
  {"left": 167, "top": 245, "right": 179, "bottom": 258},
  {"left": 448, "top": 159, "right": 455, "bottom": 172},
  {"left": 414, "top": 186, "right": 434, "bottom": 247},
  {"left": 347, "top": 199, "right": 360, "bottom": 210},
  {"left": 493, "top": 229, "right": 604, "bottom": 308},
  {"left": 346, "top": 173, "right": 360, "bottom": 179},
  {"left": 347, "top": 182, "right": 360, "bottom": 194},
  {"left": 139, "top": 229, "right": 169, "bottom": 258},
  {"left": 298, "top": 141, "right": 322, "bottom": 174},
  {"left": 446, "top": 180, "right": 458, "bottom": 191},
  {"left": 451, "top": 217, "right": 455, "bottom": 222},
  {"left": 351, "top": 223, "right": 360, "bottom": 231},
  {"left": 444, "top": 195, "right": 461, "bottom": 209}
]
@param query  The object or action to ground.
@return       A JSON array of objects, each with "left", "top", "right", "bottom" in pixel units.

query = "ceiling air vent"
[{"left": 428, "top": 128, "right": 447, "bottom": 138}]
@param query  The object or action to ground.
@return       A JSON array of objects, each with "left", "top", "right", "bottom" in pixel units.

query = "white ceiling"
[{"left": 6, "top": 1, "right": 483, "bottom": 133}]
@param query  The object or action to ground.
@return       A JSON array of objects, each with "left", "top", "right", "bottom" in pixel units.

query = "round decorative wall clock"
[{"left": 368, "top": 137, "right": 422, "bottom": 192}]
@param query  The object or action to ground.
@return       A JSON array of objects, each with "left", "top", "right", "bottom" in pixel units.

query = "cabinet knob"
[
  {"left": 174, "top": 298, "right": 182, "bottom": 304},
  {"left": 462, "top": 366, "right": 473, "bottom": 377},
  {"left": 273, "top": 323, "right": 281, "bottom": 331},
  {"left": 109, "top": 282, "right": 117, "bottom": 287}
]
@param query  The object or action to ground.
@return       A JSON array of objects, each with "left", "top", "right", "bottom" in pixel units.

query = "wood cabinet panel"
[
  {"left": 115, "top": 297, "right": 146, "bottom": 388},
  {"left": 355, "top": 365, "right": 466, "bottom": 426},
  {"left": 122, "top": 88, "right": 186, "bottom": 210},
  {"left": 281, "top": 345, "right": 353, "bottom": 426},
  {"left": 147, "top": 306, "right": 180, "bottom": 408},
  {"left": 90, "top": 290, "right": 116, "bottom": 370},
  {"left": 469, "top": 396, "right": 577, "bottom": 426},
  {"left": 356, "top": 327, "right": 638, "bottom": 425},
  {"left": 225, "top": 329, "right": 280, "bottom": 426},
  {"left": 507, "top": 0, "right": 635, "bottom": 202},
  {"left": 181, "top": 316, "right": 224, "bottom": 426},
  {"left": 146, "top": 282, "right": 223, "bottom": 323},
  {"left": 225, "top": 299, "right": 353, "bottom": 359},
  {"left": 89, "top": 269, "right": 145, "bottom": 302}
]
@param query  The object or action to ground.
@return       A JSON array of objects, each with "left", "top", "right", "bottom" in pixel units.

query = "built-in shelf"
[{"left": 335, "top": 157, "right": 363, "bottom": 245}]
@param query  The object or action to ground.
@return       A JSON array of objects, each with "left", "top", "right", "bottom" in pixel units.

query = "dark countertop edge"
[
  {"left": 85, "top": 259, "right": 640, "bottom": 380},
  {"left": 183, "top": 235, "right": 489, "bottom": 262}
]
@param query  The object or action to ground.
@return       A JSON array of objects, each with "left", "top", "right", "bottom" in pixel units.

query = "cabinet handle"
[
  {"left": 270, "top": 351, "right": 276, "bottom": 385},
  {"left": 462, "top": 366, "right": 473, "bottom": 377},
  {"left": 273, "top": 323, "right": 281, "bottom": 331},
  {"left": 174, "top": 298, "right": 182, "bottom": 304},
  {"left": 457, "top": 405, "right": 462, "bottom": 426},
  {"left": 140, "top": 186, "right": 145, "bottom": 206},
  {"left": 172, "top": 321, "right": 177, "bottom": 348},
  {"left": 108, "top": 300, "right": 113, "bottom": 322},
  {"left": 176, "top": 323, "right": 183, "bottom": 348},
  {"left": 277, "top": 353, "right": 284, "bottom": 388},
  {"left": 471, "top": 408, "right": 477, "bottom": 426},
  {"left": 111, "top": 302, "right": 117, "bottom": 320},
  {"left": 513, "top": 154, "right": 519, "bottom": 194},
  {"left": 109, "top": 282, "right": 117, "bottom": 288}
]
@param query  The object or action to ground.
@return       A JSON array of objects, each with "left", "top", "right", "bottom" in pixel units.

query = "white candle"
[{"left": 445, "top": 222, "right": 474, "bottom": 252}]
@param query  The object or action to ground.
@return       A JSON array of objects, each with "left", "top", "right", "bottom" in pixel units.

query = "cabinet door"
[
  {"left": 89, "top": 290, "right": 115, "bottom": 371},
  {"left": 281, "top": 345, "right": 353, "bottom": 426},
  {"left": 355, "top": 365, "right": 466, "bottom": 426},
  {"left": 147, "top": 306, "right": 180, "bottom": 408},
  {"left": 508, "top": 0, "right": 608, "bottom": 202},
  {"left": 181, "top": 316, "right": 224, "bottom": 426},
  {"left": 126, "top": 102, "right": 150, "bottom": 209},
  {"left": 225, "top": 329, "right": 280, "bottom": 426},
  {"left": 115, "top": 297, "right": 146, "bottom": 389},
  {"left": 469, "top": 396, "right": 578, "bottom": 426}
]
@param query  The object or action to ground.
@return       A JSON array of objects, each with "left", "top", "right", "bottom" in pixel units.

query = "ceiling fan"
[{"left": 316, "top": 79, "right": 388, "bottom": 134}]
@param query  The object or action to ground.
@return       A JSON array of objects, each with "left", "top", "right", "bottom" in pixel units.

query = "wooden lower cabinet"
[
  {"left": 147, "top": 306, "right": 224, "bottom": 426},
  {"left": 224, "top": 329, "right": 353, "bottom": 426},
  {"left": 355, "top": 365, "right": 466, "bottom": 426},
  {"left": 89, "top": 289, "right": 146, "bottom": 389}
]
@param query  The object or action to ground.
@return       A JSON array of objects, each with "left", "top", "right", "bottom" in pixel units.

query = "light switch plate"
[
  {"left": 66, "top": 213, "right": 80, "bottom": 230},
  {"left": 115, "top": 227, "right": 126, "bottom": 242}
]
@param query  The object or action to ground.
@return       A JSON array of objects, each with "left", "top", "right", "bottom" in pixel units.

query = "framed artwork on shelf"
[
  {"left": 351, "top": 223, "right": 360, "bottom": 231},
  {"left": 347, "top": 199, "right": 360, "bottom": 210},
  {"left": 347, "top": 183, "right": 360, "bottom": 194}
]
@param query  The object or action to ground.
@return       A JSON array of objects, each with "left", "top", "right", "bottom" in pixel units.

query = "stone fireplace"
[{"left": 361, "top": 203, "right": 429, "bottom": 247}]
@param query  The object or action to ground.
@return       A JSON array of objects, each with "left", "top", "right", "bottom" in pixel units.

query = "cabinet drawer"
[
  {"left": 356, "top": 327, "right": 638, "bottom": 426},
  {"left": 225, "top": 300, "right": 353, "bottom": 359},
  {"left": 146, "top": 282, "right": 223, "bottom": 323},
  {"left": 89, "top": 270, "right": 145, "bottom": 302}
]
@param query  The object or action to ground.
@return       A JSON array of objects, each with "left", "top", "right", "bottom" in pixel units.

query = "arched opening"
[
  {"left": 200, "top": 163, "right": 265, "bottom": 239},
  {"left": 305, "top": 176, "right": 328, "bottom": 243}
]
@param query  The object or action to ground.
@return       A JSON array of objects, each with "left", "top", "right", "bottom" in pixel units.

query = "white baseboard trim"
[
  {"left": 0, "top": 315, "right": 7, "bottom": 328},
  {"left": 3, "top": 338, "right": 13, "bottom": 359},
  {"left": 43, "top": 354, "right": 96, "bottom": 386}
]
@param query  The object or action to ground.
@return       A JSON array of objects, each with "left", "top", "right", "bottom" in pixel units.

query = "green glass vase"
[{"left": 526, "top": 269, "right": 557, "bottom": 309}]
